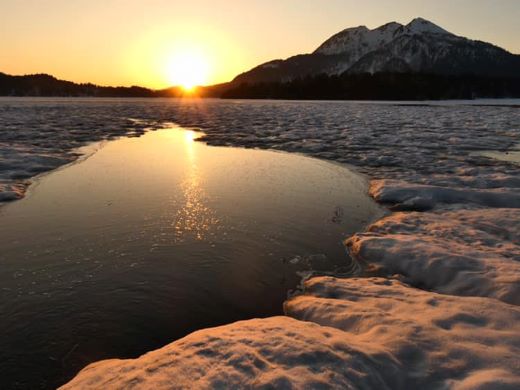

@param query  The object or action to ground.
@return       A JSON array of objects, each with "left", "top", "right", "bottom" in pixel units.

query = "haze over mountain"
[{"left": 233, "top": 18, "right": 520, "bottom": 84}]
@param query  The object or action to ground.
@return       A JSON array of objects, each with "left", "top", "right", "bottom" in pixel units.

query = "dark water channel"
[{"left": 0, "top": 128, "right": 380, "bottom": 389}]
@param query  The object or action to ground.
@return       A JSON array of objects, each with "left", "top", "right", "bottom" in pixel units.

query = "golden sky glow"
[
  {"left": 121, "top": 23, "right": 243, "bottom": 89},
  {"left": 1, "top": 0, "right": 519, "bottom": 89}
]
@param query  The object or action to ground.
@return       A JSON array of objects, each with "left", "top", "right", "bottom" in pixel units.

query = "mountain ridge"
[
  {"left": 233, "top": 17, "right": 520, "bottom": 84},
  {"left": 313, "top": 18, "right": 451, "bottom": 57}
]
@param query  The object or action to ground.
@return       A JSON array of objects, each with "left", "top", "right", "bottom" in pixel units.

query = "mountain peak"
[
  {"left": 314, "top": 22, "right": 400, "bottom": 56},
  {"left": 379, "top": 21, "right": 403, "bottom": 30},
  {"left": 314, "top": 18, "right": 452, "bottom": 56},
  {"left": 234, "top": 17, "right": 520, "bottom": 85},
  {"left": 405, "top": 17, "right": 451, "bottom": 35},
  {"left": 340, "top": 25, "right": 370, "bottom": 34}
]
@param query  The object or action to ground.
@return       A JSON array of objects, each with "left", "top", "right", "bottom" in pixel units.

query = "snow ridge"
[
  {"left": 314, "top": 18, "right": 452, "bottom": 56},
  {"left": 405, "top": 17, "right": 450, "bottom": 35}
]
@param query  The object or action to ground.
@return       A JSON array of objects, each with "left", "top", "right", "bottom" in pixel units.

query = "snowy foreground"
[
  {"left": 0, "top": 99, "right": 518, "bottom": 389},
  {"left": 61, "top": 211, "right": 520, "bottom": 389},
  {"left": 62, "top": 277, "right": 520, "bottom": 389}
]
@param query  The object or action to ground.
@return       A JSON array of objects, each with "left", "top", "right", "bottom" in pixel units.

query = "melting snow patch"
[
  {"left": 286, "top": 277, "right": 520, "bottom": 389},
  {"left": 346, "top": 209, "right": 520, "bottom": 305},
  {"left": 370, "top": 179, "right": 520, "bottom": 211},
  {"left": 59, "top": 316, "right": 402, "bottom": 390},
  {"left": 61, "top": 277, "right": 520, "bottom": 389}
]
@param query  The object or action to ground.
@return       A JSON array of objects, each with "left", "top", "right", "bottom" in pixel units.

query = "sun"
[{"left": 166, "top": 50, "right": 210, "bottom": 91}]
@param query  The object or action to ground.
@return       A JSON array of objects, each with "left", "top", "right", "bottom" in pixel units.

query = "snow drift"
[{"left": 62, "top": 277, "right": 520, "bottom": 389}]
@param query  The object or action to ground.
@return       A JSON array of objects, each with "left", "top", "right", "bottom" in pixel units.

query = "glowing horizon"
[{"left": 1, "top": 0, "right": 519, "bottom": 89}]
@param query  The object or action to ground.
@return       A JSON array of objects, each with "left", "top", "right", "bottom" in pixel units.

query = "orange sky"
[{"left": 1, "top": 0, "right": 519, "bottom": 89}]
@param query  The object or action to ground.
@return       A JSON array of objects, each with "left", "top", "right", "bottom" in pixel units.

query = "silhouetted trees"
[
  {"left": 1, "top": 72, "right": 519, "bottom": 100},
  {"left": 221, "top": 73, "right": 520, "bottom": 100}
]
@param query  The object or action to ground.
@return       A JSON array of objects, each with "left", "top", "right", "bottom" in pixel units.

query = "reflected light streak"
[
  {"left": 173, "top": 130, "right": 219, "bottom": 241},
  {"left": 184, "top": 130, "right": 197, "bottom": 143}
]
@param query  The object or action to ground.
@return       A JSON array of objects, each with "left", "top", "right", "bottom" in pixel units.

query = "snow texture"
[
  {"left": 286, "top": 277, "right": 520, "bottom": 389},
  {"left": 315, "top": 18, "right": 451, "bottom": 57},
  {"left": 347, "top": 208, "right": 520, "bottom": 305},
  {"left": 61, "top": 278, "right": 520, "bottom": 389},
  {"left": 405, "top": 17, "right": 450, "bottom": 35},
  {"left": 1, "top": 99, "right": 518, "bottom": 204},
  {"left": 314, "top": 18, "right": 455, "bottom": 62},
  {"left": 370, "top": 179, "right": 520, "bottom": 211},
  {"left": 60, "top": 316, "right": 403, "bottom": 389},
  {"left": 313, "top": 17, "right": 460, "bottom": 75}
]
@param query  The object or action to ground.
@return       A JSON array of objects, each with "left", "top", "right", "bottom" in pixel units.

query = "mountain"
[
  {"left": 0, "top": 73, "right": 156, "bottom": 97},
  {"left": 232, "top": 18, "right": 520, "bottom": 84}
]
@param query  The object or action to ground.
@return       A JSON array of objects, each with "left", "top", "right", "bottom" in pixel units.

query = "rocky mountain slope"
[{"left": 233, "top": 18, "right": 520, "bottom": 84}]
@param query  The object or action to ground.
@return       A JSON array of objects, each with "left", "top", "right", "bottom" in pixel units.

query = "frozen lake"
[
  {"left": 0, "top": 127, "right": 380, "bottom": 389},
  {"left": 1, "top": 97, "right": 518, "bottom": 389},
  {"left": 1, "top": 97, "right": 519, "bottom": 203}
]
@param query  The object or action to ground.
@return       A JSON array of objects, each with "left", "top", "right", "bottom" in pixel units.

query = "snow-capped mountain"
[{"left": 233, "top": 18, "right": 520, "bottom": 84}]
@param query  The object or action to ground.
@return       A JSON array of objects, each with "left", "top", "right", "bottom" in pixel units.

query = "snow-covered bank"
[
  {"left": 347, "top": 207, "right": 520, "bottom": 305},
  {"left": 60, "top": 316, "right": 400, "bottom": 389},
  {"left": 370, "top": 179, "right": 520, "bottom": 211},
  {"left": 61, "top": 277, "right": 520, "bottom": 389},
  {"left": 0, "top": 99, "right": 156, "bottom": 203},
  {"left": 286, "top": 277, "right": 520, "bottom": 389},
  {"left": 61, "top": 181, "right": 520, "bottom": 388}
]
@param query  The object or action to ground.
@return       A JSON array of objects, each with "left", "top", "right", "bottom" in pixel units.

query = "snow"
[
  {"left": 286, "top": 277, "right": 520, "bottom": 389},
  {"left": 404, "top": 17, "right": 451, "bottom": 35},
  {"left": 314, "top": 17, "right": 452, "bottom": 67},
  {"left": 61, "top": 277, "right": 520, "bottom": 389},
  {"left": 315, "top": 23, "right": 402, "bottom": 56},
  {"left": 313, "top": 23, "right": 402, "bottom": 75},
  {"left": 370, "top": 179, "right": 520, "bottom": 211},
  {"left": 59, "top": 316, "right": 402, "bottom": 389},
  {"left": 0, "top": 99, "right": 154, "bottom": 202},
  {"left": 307, "top": 17, "right": 512, "bottom": 77},
  {"left": 2, "top": 98, "right": 519, "bottom": 388},
  {"left": 260, "top": 61, "right": 281, "bottom": 69},
  {"left": 2, "top": 99, "right": 518, "bottom": 204},
  {"left": 346, "top": 209, "right": 520, "bottom": 304}
]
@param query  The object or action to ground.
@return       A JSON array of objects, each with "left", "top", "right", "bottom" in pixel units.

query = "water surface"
[{"left": 0, "top": 128, "right": 380, "bottom": 389}]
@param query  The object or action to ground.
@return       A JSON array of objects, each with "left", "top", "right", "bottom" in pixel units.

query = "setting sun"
[{"left": 166, "top": 50, "right": 210, "bottom": 91}]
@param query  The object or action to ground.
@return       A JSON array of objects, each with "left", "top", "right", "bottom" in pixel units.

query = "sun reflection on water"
[{"left": 173, "top": 130, "right": 219, "bottom": 241}]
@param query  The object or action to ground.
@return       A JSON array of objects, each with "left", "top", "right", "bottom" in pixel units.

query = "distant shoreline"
[{"left": 2, "top": 72, "right": 520, "bottom": 100}]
